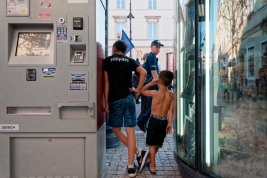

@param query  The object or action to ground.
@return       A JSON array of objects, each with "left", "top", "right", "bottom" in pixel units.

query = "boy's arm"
[
  {"left": 166, "top": 96, "right": 174, "bottom": 134},
  {"left": 140, "top": 79, "right": 158, "bottom": 97},
  {"left": 140, "top": 78, "right": 158, "bottom": 91},
  {"left": 104, "top": 71, "right": 109, "bottom": 114}
]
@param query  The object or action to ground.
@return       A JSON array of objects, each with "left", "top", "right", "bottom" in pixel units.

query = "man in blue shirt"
[{"left": 137, "top": 40, "right": 164, "bottom": 132}]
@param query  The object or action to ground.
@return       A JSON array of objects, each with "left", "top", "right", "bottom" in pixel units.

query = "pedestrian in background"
[
  {"left": 137, "top": 40, "right": 164, "bottom": 132},
  {"left": 104, "top": 40, "right": 150, "bottom": 177}
]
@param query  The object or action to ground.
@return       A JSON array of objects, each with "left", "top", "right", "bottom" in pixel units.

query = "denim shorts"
[
  {"left": 108, "top": 93, "right": 136, "bottom": 127},
  {"left": 146, "top": 115, "right": 168, "bottom": 148}
]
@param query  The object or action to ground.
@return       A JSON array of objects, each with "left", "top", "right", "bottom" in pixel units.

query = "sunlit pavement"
[{"left": 104, "top": 103, "right": 182, "bottom": 178}]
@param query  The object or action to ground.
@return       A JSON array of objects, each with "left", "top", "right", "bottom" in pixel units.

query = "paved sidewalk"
[{"left": 104, "top": 104, "right": 182, "bottom": 178}]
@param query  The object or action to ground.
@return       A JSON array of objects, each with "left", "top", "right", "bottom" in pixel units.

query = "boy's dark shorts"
[{"left": 146, "top": 115, "right": 168, "bottom": 148}]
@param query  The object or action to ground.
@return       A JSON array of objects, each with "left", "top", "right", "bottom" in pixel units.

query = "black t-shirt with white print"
[{"left": 103, "top": 54, "right": 139, "bottom": 102}]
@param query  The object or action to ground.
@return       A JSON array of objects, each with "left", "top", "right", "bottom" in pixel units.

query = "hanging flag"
[{"left": 121, "top": 30, "right": 134, "bottom": 54}]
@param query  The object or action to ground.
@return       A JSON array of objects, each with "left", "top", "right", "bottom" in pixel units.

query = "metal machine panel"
[
  {"left": 0, "top": 0, "right": 106, "bottom": 177},
  {"left": 10, "top": 137, "right": 85, "bottom": 178}
]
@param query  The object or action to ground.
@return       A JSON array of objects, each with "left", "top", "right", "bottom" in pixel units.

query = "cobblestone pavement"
[{"left": 104, "top": 104, "right": 182, "bottom": 178}]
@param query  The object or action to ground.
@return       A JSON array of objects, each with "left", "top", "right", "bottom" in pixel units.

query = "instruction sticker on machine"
[
  {"left": 70, "top": 74, "right": 87, "bottom": 90},
  {"left": 57, "top": 25, "right": 67, "bottom": 43},
  {"left": 42, "top": 68, "right": 56, "bottom": 78},
  {"left": 6, "top": 0, "right": 29, "bottom": 16}
]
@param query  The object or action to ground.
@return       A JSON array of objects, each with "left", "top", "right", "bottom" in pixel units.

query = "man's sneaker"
[
  {"left": 127, "top": 164, "right": 137, "bottom": 177},
  {"left": 136, "top": 150, "right": 150, "bottom": 172},
  {"left": 137, "top": 120, "right": 147, "bottom": 133}
]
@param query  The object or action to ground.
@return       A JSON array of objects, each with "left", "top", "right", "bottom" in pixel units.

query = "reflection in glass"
[
  {"left": 201, "top": 0, "right": 267, "bottom": 177},
  {"left": 16, "top": 32, "right": 51, "bottom": 56}
]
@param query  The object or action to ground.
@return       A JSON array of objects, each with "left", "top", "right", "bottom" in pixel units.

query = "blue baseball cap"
[{"left": 151, "top": 40, "right": 164, "bottom": 46}]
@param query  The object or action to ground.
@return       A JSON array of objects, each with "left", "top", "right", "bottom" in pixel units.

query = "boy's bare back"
[{"left": 150, "top": 89, "right": 173, "bottom": 117}]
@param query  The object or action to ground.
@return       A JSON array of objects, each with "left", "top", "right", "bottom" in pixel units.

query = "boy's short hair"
[
  {"left": 113, "top": 40, "right": 127, "bottom": 54},
  {"left": 159, "top": 70, "right": 173, "bottom": 87}
]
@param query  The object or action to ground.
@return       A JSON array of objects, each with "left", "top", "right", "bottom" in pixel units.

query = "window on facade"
[
  {"left": 148, "top": 0, "right": 157, "bottom": 9},
  {"left": 148, "top": 23, "right": 157, "bottom": 39},
  {"left": 117, "top": 0, "right": 125, "bottom": 9},
  {"left": 116, "top": 23, "right": 126, "bottom": 39},
  {"left": 247, "top": 45, "right": 255, "bottom": 79},
  {"left": 248, "top": 0, "right": 254, "bottom": 13},
  {"left": 261, "top": 40, "right": 267, "bottom": 69}
]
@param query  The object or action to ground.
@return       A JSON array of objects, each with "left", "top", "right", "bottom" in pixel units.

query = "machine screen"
[{"left": 16, "top": 32, "right": 51, "bottom": 56}]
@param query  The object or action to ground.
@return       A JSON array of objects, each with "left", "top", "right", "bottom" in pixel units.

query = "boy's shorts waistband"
[{"left": 150, "top": 115, "right": 167, "bottom": 120}]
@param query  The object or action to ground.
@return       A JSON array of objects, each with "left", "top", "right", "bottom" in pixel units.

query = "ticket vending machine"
[{"left": 0, "top": 0, "right": 106, "bottom": 178}]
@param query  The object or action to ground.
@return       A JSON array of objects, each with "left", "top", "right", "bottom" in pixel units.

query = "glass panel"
[
  {"left": 116, "top": 23, "right": 125, "bottom": 37},
  {"left": 153, "top": 23, "right": 157, "bottom": 39},
  {"left": 121, "top": 0, "right": 125, "bottom": 9},
  {"left": 200, "top": 0, "right": 267, "bottom": 177},
  {"left": 148, "top": 0, "right": 152, "bottom": 9},
  {"left": 148, "top": 23, "right": 152, "bottom": 39},
  {"left": 16, "top": 32, "right": 51, "bottom": 56},
  {"left": 153, "top": 0, "right": 157, "bottom": 9},
  {"left": 117, "top": 0, "right": 120, "bottom": 9},
  {"left": 175, "top": 0, "right": 196, "bottom": 168}
]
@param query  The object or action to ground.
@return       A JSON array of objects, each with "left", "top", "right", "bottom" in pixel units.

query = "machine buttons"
[{"left": 57, "top": 27, "right": 67, "bottom": 34}]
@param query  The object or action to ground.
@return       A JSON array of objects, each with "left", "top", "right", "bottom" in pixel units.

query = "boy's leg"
[{"left": 149, "top": 147, "right": 158, "bottom": 172}]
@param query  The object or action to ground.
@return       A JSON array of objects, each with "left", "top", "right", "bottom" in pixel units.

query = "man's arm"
[
  {"left": 104, "top": 71, "right": 109, "bottom": 114},
  {"left": 135, "top": 66, "right": 147, "bottom": 91},
  {"left": 151, "top": 70, "right": 158, "bottom": 80},
  {"left": 130, "top": 66, "right": 146, "bottom": 99}
]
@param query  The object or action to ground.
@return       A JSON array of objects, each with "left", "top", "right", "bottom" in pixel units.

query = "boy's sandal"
[{"left": 149, "top": 165, "right": 156, "bottom": 175}]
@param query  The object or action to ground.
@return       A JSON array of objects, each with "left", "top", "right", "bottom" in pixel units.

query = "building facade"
[{"left": 108, "top": 0, "right": 175, "bottom": 69}]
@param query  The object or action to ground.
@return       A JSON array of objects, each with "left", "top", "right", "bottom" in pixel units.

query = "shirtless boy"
[{"left": 139, "top": 70, "right": 174, "bottom": 174}]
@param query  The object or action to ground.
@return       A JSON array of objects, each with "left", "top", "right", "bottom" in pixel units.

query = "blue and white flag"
[{"left": 121, "top": 30, "right": 134, "bottom": 54}]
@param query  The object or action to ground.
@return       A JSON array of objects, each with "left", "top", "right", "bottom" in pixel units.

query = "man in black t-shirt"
[{"left": 103, "top": 40, "right": 149, "bottom": 176}]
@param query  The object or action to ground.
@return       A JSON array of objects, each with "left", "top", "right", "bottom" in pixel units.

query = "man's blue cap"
[{"left": 151, "top": 40, "right": 164, "bottom": 46}]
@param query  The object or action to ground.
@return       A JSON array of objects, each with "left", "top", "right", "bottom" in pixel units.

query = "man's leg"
[
  {"left": 125, "top": 127, "right": 136, "bottom": 165},
  {"left": 112, "top": 127, "right": 139, "bottom": 156}
]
